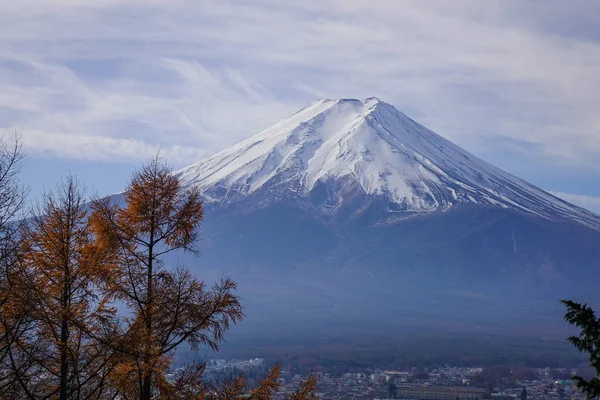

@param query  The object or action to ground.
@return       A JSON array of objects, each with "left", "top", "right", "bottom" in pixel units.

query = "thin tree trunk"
[
  {"left": 59, "top": 287, "right": 70, "bottom": 400},
  {"left": 61, "top": 202, "right": 72, "bottom": 400},
  {"left": 142, "top": 213, "right": 155, "bottom": 400}
]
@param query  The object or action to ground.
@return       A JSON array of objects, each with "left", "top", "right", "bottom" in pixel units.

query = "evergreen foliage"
[{"left": 562, "top": 299, "right": 600, "bottom": 399}]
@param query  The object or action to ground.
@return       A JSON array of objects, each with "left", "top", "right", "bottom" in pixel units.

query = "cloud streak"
[
  {"left": 21, "top": 129, "right": 207, "bottom": 163},
  {"left": 549, "top": 191, "right": 600, "bottom": 215},
  {"left": 0, "top": 0, "right": 599, "bottom": 172}
]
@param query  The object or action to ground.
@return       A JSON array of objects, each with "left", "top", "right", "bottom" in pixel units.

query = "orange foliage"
[
  {"left": 7, "top": 176, "right": 116, "bottom": 399},
  {"left": 90, "top": 157, "right": 243, "bottom": 399},
  {"left": 0, "top": 155, "right": 318, "bottom": 400}
]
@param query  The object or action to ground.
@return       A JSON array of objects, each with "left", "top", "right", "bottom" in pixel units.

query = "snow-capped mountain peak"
[{"left": 177, "top": 98, "right": 600, "bottom": 229}]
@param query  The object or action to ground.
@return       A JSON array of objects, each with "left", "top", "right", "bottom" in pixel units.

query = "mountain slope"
[
  {"left": 164, "top": 98, "right": 600, "bottom": 339},
  {"left": 177, "top": 97, "right": 599, "bottom": 229}
]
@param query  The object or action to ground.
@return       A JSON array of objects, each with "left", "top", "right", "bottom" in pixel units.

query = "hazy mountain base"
[
  {"left": 190, "top": 200, "right": 600, "bottom": 309},
  {"left": 180, "top": 329, "right": 585, "bottom": 372},
  {"left": 198, "top": 182, "right": 600, "bottom": 283},
  {"left": 166, "top": 97, "right": 600, "bottom": 373},
  {"left": 160, "top": 199, "right": 600, "bottom": 372}
]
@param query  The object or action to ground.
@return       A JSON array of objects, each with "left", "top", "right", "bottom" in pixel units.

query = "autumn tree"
[
  {"left": 7, "top": 176, "right": 117, "bottom": 399},
  {"left": 0, "top": 135, "right": 28, "bottom": 396},
  {"left": 203, "top": 363, "right": 318, "bottom": 400},
  {"left": 0, "top": 153, "right": 319, "bottom": 399},
  {"left": 90, "top": 157, "right": 243, "bottom": 399}
]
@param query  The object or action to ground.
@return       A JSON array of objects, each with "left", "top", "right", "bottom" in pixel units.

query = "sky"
[{"left": 1, "top": 0, "right": 600, "bottom": 213}]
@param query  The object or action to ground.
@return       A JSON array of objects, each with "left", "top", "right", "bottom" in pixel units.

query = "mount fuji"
[
  {"left": 178, "top": 97, "right": 598, "bottom": 228},
  {"left": 170, "top": 98, "right": 600, "bottom": 338}
]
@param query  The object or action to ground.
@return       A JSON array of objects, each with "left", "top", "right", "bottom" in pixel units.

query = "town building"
[{"left": 396, "top": 384, "right": 486, "bottom": 400}]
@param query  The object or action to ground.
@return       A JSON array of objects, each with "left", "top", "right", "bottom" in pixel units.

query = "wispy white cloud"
[
  {"left": 21, "top": 129, "right": 206, "bottom": 163},
  {"left": 0, "top": 56, "right": 297, "bottom": 165},
  {"left": 0, "top": 0, "right": 599, "bottom": 171},
  {"left": 549, "top": 191, "right": 600, "bottom": 215}
]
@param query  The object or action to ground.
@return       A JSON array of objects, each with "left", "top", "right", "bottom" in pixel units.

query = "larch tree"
[
  {"left": 169, "top": 362, "right": 319, "bottom": 400},
  {"left": 89, "top": 157, "right": 243, "bottom": 399},
  {"left": 217, "top": 364, "right": 319, "bottom": 400},
  {"left": 10, "top": 176, "right": 116, "bottom": 399},
  {"left": 0, "top": 153, "right": 319, "bottom": 400},
  {"left": 0, "top": 135, "right": 29, "bottom": 397}
]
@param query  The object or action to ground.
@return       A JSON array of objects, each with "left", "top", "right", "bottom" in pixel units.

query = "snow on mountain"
[{"left": 177, "top": 98, "right": 600, "bottom": 229}]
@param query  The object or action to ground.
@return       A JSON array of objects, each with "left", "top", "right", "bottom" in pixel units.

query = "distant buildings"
[
  {"left": 201, "top": 359, "right": 581, "bottom": 400},
  {"left": 396, "top": 384, "right": 486, "bottom": 400},
  {"left": 491, "top": 394, "right": 519, "bottom": 400},
  {"left": 205, "top": 357, "right": 264, "bottom": 372}
]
